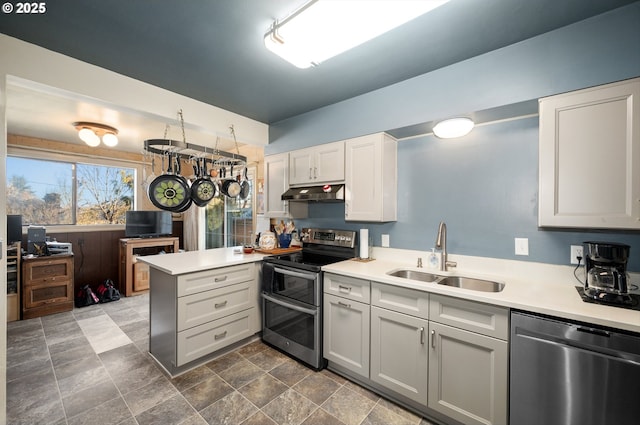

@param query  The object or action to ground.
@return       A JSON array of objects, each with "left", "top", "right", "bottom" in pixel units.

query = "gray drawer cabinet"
[
  {"left": 150, "top": 262, "right": 260, "bottom": 376},
  {"left": 428, "top": 294, "right": 509, "bottom": 425},
  {"left": 323, "top": 274, "right": 370, "bottom": 378}
]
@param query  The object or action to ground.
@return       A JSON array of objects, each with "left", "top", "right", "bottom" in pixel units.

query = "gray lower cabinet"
[
  {"left": 150, "top": 262, "right": 260, "bottom": 376},
  {"left": 428, "top": 294, "right": 509, "bottom": 425},
  {"left": 323, "top": 273, "right": 371, "bottom": 378}
]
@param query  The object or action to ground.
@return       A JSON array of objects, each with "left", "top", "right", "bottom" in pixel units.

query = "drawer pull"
[
  {"left": 338, "top": 285, "right": 352, "bottom": 293},
  {"left": 214, "top": 276, "right": 228, "bottom": 282},
  {"left": 420, "top": 327, "right": 425, "bottom": 345},
  {"left": 338, "top": 301, "right": 352, "bottom": 308},
  {"left": 214, "top": 331, "right": 227, "bottom": 340},
  {"left": 214, "top": 301, "right": 228, "bottom": 309}
]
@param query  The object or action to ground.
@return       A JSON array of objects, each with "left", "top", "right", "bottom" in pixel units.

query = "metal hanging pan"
[
  {"left": 239, "top": 167, "right": 250, "bottom": 200},
  {"left": 148, "top": 152, "right": 192, "bottom": 211},
  {"left": 191, "top": 157, "right": 217, "bottom": 207}
]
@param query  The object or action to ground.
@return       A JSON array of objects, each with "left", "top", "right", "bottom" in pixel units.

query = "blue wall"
[{"left": 266, "top": 3, "right": 640, "bottom": 271}]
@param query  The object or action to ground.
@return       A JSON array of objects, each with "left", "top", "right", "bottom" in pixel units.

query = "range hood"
[{"left": 282, "top": 184, "right": 345, "bottom": 202}]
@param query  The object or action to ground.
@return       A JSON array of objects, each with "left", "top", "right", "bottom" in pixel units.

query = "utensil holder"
[{"left": 278, "top": 233, "right": 292, "bottom": 248}]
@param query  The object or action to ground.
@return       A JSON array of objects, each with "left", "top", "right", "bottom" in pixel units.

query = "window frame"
[{"left": 7, "top": 146, "right": 142, "bottom": 232}]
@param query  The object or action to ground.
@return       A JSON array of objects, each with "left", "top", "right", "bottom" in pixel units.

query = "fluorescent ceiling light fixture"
[
  {"left": 433, "top": 117, "right": 475, "bottom": 139},
  {"left": 265, "top": 0, "right": 449, "bottom": 68},
  {"left": 73, "top": 122, "right": 119, "bottom": 147}
]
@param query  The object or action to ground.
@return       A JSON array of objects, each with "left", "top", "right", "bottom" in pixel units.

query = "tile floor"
[{"left": 6, "top": 294, "right": 436, "bottom": 425}]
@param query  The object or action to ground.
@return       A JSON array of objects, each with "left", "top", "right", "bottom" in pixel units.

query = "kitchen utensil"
[
  {"left": 239, "top": 167, "right": 250, "bottom": 200},
  {"left": 220, "top": 165, "right": 241, "bottom": 198},
  {"left": 190, "top": 157, "right": 217, "bottom": 206},
  {"left": 148, "top": 152, "right": 192, "bottom": 211}
]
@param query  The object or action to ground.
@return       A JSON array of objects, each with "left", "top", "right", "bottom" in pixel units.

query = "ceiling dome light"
[
  {"left": 432, "top": 117, "right": 475, "bottom": 139},
  {"left": 102, "top": 132, "right": 119, "bottom": 147},
  {"left": 73, "top": 122, "right": 119, "bottom": 147}
]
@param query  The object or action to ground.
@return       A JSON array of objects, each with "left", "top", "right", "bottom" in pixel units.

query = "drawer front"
[
  {"left": 371, "top": 281, "right": 429, "bottom": 319},
  {"left": 429, "top": 294, "right": 509, "bottom": 340},
  {"left": 24, "top": 259, "right": 72, "bottom": 283},
  {"left": 324, "top": 273, "right": 370, "bottom": 303},
  {"left": 24, "top": 280, "right": 73, "bottom": 309},
  {"left": 177, "top": 281, "right": 254, "bottom": 331},
  {"left": 177, "top": 263, "right": 255, "bottom": 297},
  {"left": 133, "top": 262, "right": 150, "bottom": 292},
  {"left": 176, "top": 308, "right": 257, "bottom": 366}
]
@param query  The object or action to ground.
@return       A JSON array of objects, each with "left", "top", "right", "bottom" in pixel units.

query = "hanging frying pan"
[
  {"left": 148, "top": 152, "right": 192, "bottom": 211},
  {"left": 239, "top": 167, "right": 250, "bottom": 200},
  {"left": 191, "top": 157, "right": 217, "bottom": 207},
  {"left": 220, "top": 164, "right": 241, "bottom": 198}
]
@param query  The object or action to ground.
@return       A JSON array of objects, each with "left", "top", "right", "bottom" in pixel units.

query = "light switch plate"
[
  {"left": 381, "top": 234, "right": 390, "bottom": 248},
  {"left": 515, "top": 238, "right": 529, "bottom": 256}
]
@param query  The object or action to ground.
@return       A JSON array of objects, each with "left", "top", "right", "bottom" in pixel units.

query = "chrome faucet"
[{"left": 435, "top": 221, "right": 457, "bottom": 271}]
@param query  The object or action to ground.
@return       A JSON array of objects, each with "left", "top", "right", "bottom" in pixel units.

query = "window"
[{"left": 6, "top": 156, "right": 135, "bottom": 226}]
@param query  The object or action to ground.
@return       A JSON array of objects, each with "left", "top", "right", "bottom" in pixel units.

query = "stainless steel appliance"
[
  {"left": 510, "top": 311, "right": 640, "bottom": 425},
  {"left": 583, "top": 241, "right": 634, "bottom": 306},
  {"left": 261, "top": 228, "right": 357, "bottom": 369}
]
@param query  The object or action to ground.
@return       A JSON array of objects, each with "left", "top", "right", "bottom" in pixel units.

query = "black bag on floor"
[
  {"left": 96, "top": 279, "right": 121, "bottom": 303},
  {"left": 75, "top": 284, "right": 99, "bottom": 308}
]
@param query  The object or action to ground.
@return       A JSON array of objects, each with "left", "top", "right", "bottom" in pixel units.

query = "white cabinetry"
[
  {"left": 323, "top": 273, "right": 370, "bottom": 378},
  {"left": 370, "top": 282, "right": 429, "bottom": 404},
  {"left": 539, "top": 77, "right": 640, "bottom": 229},
  {"left": 428, "top": 294, "right": 508, "bottom": 425},
  {"left": 289, "top": 141, "right": 345, "bottom": 185},
  {"left": 264, "top": 152, "right": 307, "bottom": 218},
  {"left": 149, "top": 262, "right": 260, "bottom": 376},
  {"left": 345, "top": 133, "right": 397, "bottom": 222}
]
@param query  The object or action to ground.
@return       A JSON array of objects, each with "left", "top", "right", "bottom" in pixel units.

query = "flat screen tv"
[
  {"left": 125, "top": 211, "right": 173, "bottom": 238},
  {"left": 7, "top": 215, "right": 22, "bottom": 244}
]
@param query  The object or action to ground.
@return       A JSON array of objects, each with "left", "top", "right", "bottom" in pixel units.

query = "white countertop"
[
  {"left": 137, "top": 247, "right": 266, "bottom": 275},
  {"left": 322, "top": 248, "right": 640, "bottom": 334}
]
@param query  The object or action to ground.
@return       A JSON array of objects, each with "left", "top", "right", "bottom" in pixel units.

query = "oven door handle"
[
  {"left": 262, "top": 293, "right": 318, "bottom": 316},
  {"left": 272, "top": 266, "right": 318, "bottom": 281}
]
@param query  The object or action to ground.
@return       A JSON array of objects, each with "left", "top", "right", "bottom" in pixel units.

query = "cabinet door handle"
[
  {"left": 214, "top": 276, "right": 228, "bottom": 282},
  {"left": 314, "top": 167, "right": 317, "bottom": 179},
  {"left": 338, "top": 285, "right": 352, "bottom": 293},
  {"left": 309, "top": 167, "right": 313, "bottom": 180},
  {"left": 214, "top": 301, "right": 228, "bottom": 309},
  {"left": 338, "top": 301, "right": 352, "bottom": 309},
  {"left": 214, "top": 331, "right": 227, "bottom": 340},
  {"left": 420, "top": 327, "right": 425, "bottom": 345},
  {"left": 431, "top": 330, "right": 436, "bottom": 348}
]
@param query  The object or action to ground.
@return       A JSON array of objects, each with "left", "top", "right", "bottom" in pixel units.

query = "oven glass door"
[
  {"left": 268, "top": 264, "right": 320, "bottom": 306},
  {"left": 262, "top": 293, "right": 321, "bottom": 368}
]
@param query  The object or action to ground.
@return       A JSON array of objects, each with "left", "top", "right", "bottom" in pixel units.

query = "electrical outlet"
[
  {"left": 570, "top": 245, "right": 583, "bottom": 265},
  {"left": 515, "top": 238, "right": 529, "bottom": 256},
  {"left": 381, "top": 234, "right": 390, "bottom": 248}
]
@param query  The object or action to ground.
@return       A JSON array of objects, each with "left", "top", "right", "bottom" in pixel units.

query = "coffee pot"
[{"left": 583, "top": 241, "right": 630, "bottom": 299}]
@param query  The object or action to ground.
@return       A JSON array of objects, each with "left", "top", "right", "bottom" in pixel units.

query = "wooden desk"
[{"left": 119, "top": 237, "right": 179, "bottom": 296}]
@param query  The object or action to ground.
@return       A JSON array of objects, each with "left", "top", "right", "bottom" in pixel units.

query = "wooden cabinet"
[
  {"left": 22, "top": 254, "right": 74, "bottom": 319},
  {"left": 119, "top": 237, "right": 179, "bottom": 296},
  {"left": 6, "top": 242, "right": 21, "bottom": 322},
  {"left": 289, "top": 141, "right": 345, "bottom": 186},
  {"left": 539, "top": 77, "right": 640, "bottom": 229},
  {"left": 149, "top": 262, "right": 260, "bottom": 376},
  {"left": 428, "top": 294, "right": 508, "bottom": 425},
  {"left": 323, "top": 273, "right": 370, "bottom": 378},
  {"left": 345, "top": 133, "right": 397, "bottom": 222},
  {"left": 264, "top": 152, "right": 307, "bottom": 218}
]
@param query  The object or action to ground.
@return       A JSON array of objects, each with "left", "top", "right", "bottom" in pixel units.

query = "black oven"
[{"left": 261, "top": 228, "right": 357, "bottom": 370}]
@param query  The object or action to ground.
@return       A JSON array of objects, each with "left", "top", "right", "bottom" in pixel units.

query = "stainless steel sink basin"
[
  {"left": 437, "top": 276, "right": 505, "bottom": 292},
  {"left": 387, "top": 269, "right": 440, "bottom": 283}
]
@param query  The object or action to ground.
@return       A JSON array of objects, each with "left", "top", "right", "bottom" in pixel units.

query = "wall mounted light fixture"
[
  {"left": 433, "top": 117, "right": 475, "bottom": 139},
  {"left": 264, "top": 0, "right": 449, "bottom": 68},
  {"left": 72, "top": 122, "right": 119, "bottom": 147}
]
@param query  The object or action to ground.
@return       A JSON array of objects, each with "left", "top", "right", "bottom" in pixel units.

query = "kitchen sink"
[
  {"left": 387, "top": 269, "right": 505, "bottom": 292},
  {"left": 437, "top": 276, "right": 505, "bottom": 292},
  {"left": 387, "top": 269, "right": 440, "bottom": 283}
]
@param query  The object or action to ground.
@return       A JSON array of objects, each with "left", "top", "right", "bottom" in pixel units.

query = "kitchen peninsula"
[{"left": 138, "top": 247, "right": 265, "bottom": 377}]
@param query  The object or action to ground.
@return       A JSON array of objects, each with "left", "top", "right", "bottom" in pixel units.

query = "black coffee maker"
[{"left": 583, "top": 241, "right": 632, "bottom": 305}]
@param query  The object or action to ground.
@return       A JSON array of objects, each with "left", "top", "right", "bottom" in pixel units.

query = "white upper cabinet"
[
  {"left": 539, "top": 77, "right": 640, "bottom": 229},
  {"left": 264, "top": 152, "right": 307, "bottom": 218},
  {"left": 289, "top": 141, "right": 345, "bottom": 186},
  {"left": 345, "top": 133, "right": 397, "bottom": 222}
]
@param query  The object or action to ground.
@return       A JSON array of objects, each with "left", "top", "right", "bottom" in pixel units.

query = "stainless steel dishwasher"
[{"left": 510, "top": 311, "right": 640, "bottom": 425}]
